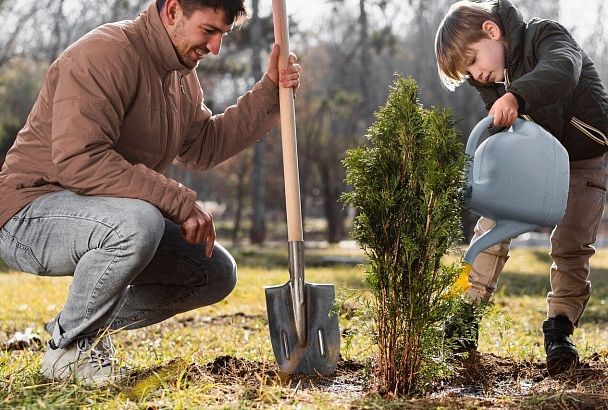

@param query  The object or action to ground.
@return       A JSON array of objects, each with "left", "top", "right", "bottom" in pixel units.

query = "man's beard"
[
  {"left": 171, "top": 20, "right": 199, "bottom": 69},
  {"left": 176, "top": 47, "right": 199, "bottom": 69}
]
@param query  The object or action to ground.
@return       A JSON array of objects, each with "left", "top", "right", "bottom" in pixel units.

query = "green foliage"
[
  {"left": 341, "top": 75, "right": 467, "bottom": 395},
  {"left": 0, "top": 58, "right": 47, "bottom": 157}
]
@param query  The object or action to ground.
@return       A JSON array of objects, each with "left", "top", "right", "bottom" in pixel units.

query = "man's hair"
[
  {"left": 435, "top": 0, "right": 502, "bottom": 90},
  {"left": 156, "top": 0, "right": 248, "bottom": 25}
]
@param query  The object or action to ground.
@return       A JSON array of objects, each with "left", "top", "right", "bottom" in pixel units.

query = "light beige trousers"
[{"left": 465, "top": 153, "right": 608, "bottom": 325}]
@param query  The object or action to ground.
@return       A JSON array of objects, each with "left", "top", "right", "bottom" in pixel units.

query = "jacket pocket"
[{"left": 0, "top": 229, "right": 46, "bottom": 275}]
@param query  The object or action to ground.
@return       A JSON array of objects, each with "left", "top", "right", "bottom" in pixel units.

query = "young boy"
[{"left": 435, "top": 0, "right": 608, "bottom": 376}]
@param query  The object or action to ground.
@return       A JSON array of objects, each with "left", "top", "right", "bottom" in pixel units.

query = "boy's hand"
[
  {"left": 490, "top": 92, "right": 519, "bottom": 127},
  {"left": 266, "top": 43, "right": 301, "bottom": 94}
]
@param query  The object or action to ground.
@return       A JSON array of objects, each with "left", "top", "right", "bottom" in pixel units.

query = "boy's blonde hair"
[{"left": 435, "top": 0, "right": 502, "bottom": 90}]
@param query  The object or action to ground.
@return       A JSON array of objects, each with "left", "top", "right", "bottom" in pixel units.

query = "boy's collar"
[{"left": 495, "top": 0, "right": 526, "bottom": 72}]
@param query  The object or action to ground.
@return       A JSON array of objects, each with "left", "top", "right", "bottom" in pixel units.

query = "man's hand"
[
  {"left": 266, "top": 43, "right": 301, "bottom": 93},
  {"left": 181, "top": 201, "right": 216, "bottom": 257},
  {"left": 489, "top": 92, "right": 519, "bottom": 127}
]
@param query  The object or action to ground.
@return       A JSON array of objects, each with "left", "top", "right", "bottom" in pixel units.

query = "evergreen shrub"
[{"left": 341, "top": 75, "right": 467, "bottom": 395}]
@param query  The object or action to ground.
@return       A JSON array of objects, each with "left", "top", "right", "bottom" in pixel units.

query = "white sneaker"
[{"left": 41, "top": 336, "right": 127, "bottom": 385}]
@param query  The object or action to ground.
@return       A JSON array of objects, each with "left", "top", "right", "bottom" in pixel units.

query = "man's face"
[
  {"left": 167, "top": 6, "right": 233, "bottom": 69},
  {"left": 465, "top": 35, "right": 506, "bottom": 84}
]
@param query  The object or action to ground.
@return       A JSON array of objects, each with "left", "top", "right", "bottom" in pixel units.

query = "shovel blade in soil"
[{"left": 265, "top": 282, "right": 340, "bottom": 376}]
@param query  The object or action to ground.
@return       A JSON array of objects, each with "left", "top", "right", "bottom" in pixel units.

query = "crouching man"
[{"left": 0, "top": 0, "right": 300, "bottom": 384}]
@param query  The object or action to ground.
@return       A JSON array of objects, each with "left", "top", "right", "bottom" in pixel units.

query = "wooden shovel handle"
[{"left": 272, "top": 0, "right": 303, "bottom": 242}]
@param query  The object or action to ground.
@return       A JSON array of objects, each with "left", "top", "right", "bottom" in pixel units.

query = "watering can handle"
[
  {"left": 465, "top": 116, "right": 526, "bottom": 183},
  {"left": 464, "top": 116, "right": 527, "bottom": 157}
]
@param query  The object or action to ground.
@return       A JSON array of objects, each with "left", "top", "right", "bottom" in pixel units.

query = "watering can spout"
[{"left": 463, "top": 220, "right": 538, "bottom": 265}]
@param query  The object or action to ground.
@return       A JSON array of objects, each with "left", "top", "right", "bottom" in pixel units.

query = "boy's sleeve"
[
  {"left": 506, "top": 21, "right": 583, "bottom": 113},
  {"left": 468, "top": 79, "right": 503, "bottom": 111}
]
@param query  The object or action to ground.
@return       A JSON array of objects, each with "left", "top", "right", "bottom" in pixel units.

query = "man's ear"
[
  {"left": 481, "top": 20, "right": 502, "bottom": 40},
  {"left": 161, "top": 0, "right": 181, "bottom": 26}
]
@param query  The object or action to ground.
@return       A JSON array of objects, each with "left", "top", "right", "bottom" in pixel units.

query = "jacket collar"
[
  {"left": 137, "top": 2, "right": 192, "bottom": 76},
  {"left": 496, "top": 0, "right": 526, "bottom": 73}
]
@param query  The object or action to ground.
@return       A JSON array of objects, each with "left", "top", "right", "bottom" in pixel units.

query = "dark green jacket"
[{"left": 469, "top": 0, "right": 608, "bottom": 161}]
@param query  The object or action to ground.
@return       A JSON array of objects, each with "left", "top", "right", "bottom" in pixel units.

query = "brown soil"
[
  {"left": 199, "top": 354, "right": 368, "bottom": 396},
  {"left": 227, "top": 353, "right": 607, "bottom": 408},
  {"left": 5, "top": 314, "right": 608, "bottom": 408},
  {"left": 427, "top": 351, "right": 608, "bottom": 409},
  {"left": 123, "top": 350, "right": 608, "bottom": 408}
]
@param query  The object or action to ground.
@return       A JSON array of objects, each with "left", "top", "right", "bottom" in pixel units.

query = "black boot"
[
  {"left": 543, "top": 315, "right": 579, "bottom": 377},
  {"left": 444, "top": 302, "right": 479, "bottom": 352}
]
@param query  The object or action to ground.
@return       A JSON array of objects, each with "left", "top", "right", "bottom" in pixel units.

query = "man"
[{"left": 0, "top": 0, "right": 301, "bottom": 384}]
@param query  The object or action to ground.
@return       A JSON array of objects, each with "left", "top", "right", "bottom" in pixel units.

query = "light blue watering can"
[{"left": 452, "top": 116, "right": 570, "bottom": 293}]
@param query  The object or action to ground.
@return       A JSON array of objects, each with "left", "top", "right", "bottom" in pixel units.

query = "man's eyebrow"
[{"left": 202, "top": 24, "right": 233, "bottom": 34}]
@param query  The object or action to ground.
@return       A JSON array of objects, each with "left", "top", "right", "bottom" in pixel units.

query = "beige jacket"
[{"left": 0, "top": 3, "right": 279, "bottom": 227}]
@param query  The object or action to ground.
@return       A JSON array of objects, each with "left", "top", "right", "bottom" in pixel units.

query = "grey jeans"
[{"left": 0, "top": 191, "right": 237, "bottom": 348}]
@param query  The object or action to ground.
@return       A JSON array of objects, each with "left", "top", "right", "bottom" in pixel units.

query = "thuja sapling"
[{"left": 342, "top": 76, "right": 471, "bottom": 395}]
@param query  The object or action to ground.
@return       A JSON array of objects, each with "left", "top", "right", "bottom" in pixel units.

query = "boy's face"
[{"left": 465, "top": 21, "right": 506, "bottom": 84}]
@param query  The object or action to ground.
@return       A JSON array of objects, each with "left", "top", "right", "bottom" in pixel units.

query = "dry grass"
[{"left": 2, "top": 245, "right": 608, "bottom": 408}]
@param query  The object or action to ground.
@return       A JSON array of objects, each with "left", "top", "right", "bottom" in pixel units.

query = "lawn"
[{"left": 1, "top": 245, "right": 608, "bottom": 409}]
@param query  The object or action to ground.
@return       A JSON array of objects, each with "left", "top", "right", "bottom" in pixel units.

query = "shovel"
[{"left": 264, "top": 0, "right": 340, "bottom": 376}]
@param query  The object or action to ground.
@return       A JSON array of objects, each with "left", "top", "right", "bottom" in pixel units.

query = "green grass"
[{"left": 2, "top": 245, "right": 608, "bottom": 408}]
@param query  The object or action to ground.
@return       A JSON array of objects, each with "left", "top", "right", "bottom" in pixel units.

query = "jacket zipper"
[
  {"left": 179, "top": 75, "right": 185, "bottom": 94},
  {"left": 158, "top": 73, "right": 173, "bottom": 170}
]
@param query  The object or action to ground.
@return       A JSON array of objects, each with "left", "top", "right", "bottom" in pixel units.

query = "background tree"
[
  {"left": 0, "top": 0, "right": 606, "bottom": 243},
  {"left": 249, "top": 0, "right": 268, "bottom": 244}
]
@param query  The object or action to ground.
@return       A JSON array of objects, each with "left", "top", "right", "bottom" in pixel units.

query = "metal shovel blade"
[{"left": 265, "top": 282, "right": 340, "bottom": 375}]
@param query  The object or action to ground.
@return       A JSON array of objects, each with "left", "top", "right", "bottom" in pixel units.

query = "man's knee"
[
  {"left": 208, "top": 245, "right": 238, "bottom": 302},
  {"left": 175, "top": 247, "right": 237, "bottom": 310},
  {"left": 112, "top": 199, "right": 165, "bottom": 256},
  {"left": 118, "top": 199, "right": 165, "bottom": 245}
]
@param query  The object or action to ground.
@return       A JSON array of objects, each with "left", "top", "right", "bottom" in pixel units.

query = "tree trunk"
[
  {"left": 232, "top": 162, "right": 248, "bottom": 246},
  {"left": 249, "top": 0, "right": 266, "bottom": 244},
  {"left": 320, "top": 158, "right": 344, "bottom": 244},
  {"left": 359, "top": 0, "right": 370, "bottom": 106},
  {"left": 48, "top": 0, "right": 66, "bottom": 63}
]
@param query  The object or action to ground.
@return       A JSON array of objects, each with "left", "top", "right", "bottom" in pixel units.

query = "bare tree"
[
  {"left": 0, "top": 0, "right": 51, "bottom": 68},
  {"left": 249, "top": 0, "right": 267, "bottom": 244}
]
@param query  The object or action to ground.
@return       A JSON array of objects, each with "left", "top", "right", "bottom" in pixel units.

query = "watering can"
[{"left": 452, "top": 116, "right": 570, "bottom": 293}]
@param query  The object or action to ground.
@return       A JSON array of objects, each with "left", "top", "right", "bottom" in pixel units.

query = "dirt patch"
[
  {"left": 126, "top": 355, "right": 369, "bottom": 401},
  {"left": 205, "top": 355, "right": 279, "bottom": 380},
  {"left": 423, "top": 351, "right": 608, "bottom": 409},
  {"left": 126, "top": 352, "right": 608, "bottom": 408},
  {"left": 202, "top": 355, "right": 369, "bottom": 396}
]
